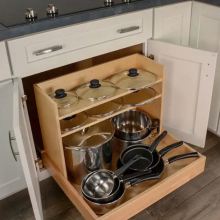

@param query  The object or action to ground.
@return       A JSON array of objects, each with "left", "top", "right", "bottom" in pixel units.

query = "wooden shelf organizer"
[{"left": 34, "top": 54, "right": 205, "bottom": 220}]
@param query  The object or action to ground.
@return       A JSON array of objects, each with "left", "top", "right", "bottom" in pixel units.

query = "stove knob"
[
  {"left": 104, "top": 0, "right": 114, "bottom": 6},
  {"left": 47, "top": 4, "right": 58, "bottom": 15},
  {"left": 25, "top": 8, "right": 37, "bottom": 19}
]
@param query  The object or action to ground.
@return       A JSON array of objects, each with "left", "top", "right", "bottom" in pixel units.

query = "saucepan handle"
[
  {"left": 150, "top": 119, "right": 160, "bottom": 137},
  {"left": 121, "top": 169, "right": 152, "bottom": 183},
  {"left": 159, "top": 141, "right": 184, "bottom": 157},
  {"left": 114, "top": 154, "right": 142, "bottom": 178},
  {"left": 166, "top": 152, "right": 199, "bottom": 164},
  {"left": 149, "top": 130, "right": 167, "bottom": 153},
  {"left": 129, "top": 173, "right": 161, "bottom": 186}
]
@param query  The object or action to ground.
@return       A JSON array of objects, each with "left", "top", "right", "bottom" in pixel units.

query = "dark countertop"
[{"left": 0, "top": 0, "right": 219, "bottom": 41}]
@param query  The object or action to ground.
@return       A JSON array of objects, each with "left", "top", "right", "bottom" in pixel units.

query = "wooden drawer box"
[
  {"left": 7, "top": 10, "right": 152, "bottom": 77},
  {"left": 34, "top": 54, "right": 205, "bottom": 220}
]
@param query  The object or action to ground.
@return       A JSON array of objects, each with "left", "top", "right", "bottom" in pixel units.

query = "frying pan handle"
[
  {"left": 129, "top": 173, "right": 160, "bottom": 186},
  {"left": 150, "top": 119, "right": 160, "bottom": 137},
  {"left": 114, "top": 154, "right": 142, "bottom": 178},
  {"left": 159, "top": 141, "right": 184, "bottom": 157},
  {"left": 121, "top": 169, "right": 152, "bottom": 183},
  {"left": 149, "top": 131, "right": 167, "bottom": 153},
  {"left": 166, "top": 152, "right": 199, "bottom": 164}
]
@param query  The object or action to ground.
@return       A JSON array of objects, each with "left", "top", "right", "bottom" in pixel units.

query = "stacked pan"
[{"left": 80, "top": 131, "right": 200, "bottom": 214}]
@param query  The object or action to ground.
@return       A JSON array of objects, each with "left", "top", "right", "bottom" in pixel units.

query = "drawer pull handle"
[
  {"left": 9, "top": 131, "right": 19, "bottom": 162},
  {"left": 117, "top": 26, "right": 140, "bottom": 34},
  {"left": 34, "top": 45, "right": 63, "bottom": 56}
]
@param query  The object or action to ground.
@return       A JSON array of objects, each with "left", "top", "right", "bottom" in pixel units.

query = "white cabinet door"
[
  {"left": 0, "top": 80, "right": 26, "bottom": 200},
  {"left": 190, "top": 2, "right": 220, "bottom": 133},
  {"left": 13, "top": 78, "right": 43, "bottom": 219},
  {"left": 153, "top": 2, "right": 192, "bottom": 46},
  {"left": 0, "top": 42, "right": 11, "bottom": 82},
  {"left": 148, "top": 39, "right": 217, "bottom": 147}
]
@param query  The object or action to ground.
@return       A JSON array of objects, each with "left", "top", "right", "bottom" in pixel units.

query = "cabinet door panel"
[
  {"left": 153, "top": 2, "right": 192, "bottom": 46},
  {"left": 148, "top": 39, "right": 217, "bottom": 147},
  {"left": 0, "top": 80, "right": 26, "bottom": 199},
  {"left": 190, "top": 2, "right": 220, "bottom": 133},
  {"left": 13, "top": 78, "right": 43, "bottom": 219}
]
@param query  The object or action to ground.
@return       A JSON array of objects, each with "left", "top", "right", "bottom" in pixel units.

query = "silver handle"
[
  {"left": 34, "top": 45, "right": 63, "bottom": 56},
  {"left": 117, "top": 26, "right": 140, "bottom": 34},
  {"left": 9, "top": 131, "right": 19, "bottom": 162}
]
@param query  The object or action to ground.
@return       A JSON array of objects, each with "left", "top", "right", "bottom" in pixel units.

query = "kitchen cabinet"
[
  {"left": 189, "top": 2, "right": 220, "bottom": 135},
  {"left": 0, "top": 42, "right": 11, "bottom": 81},
  {"left": 153, "top": 1, "right": 218, "bottom": 147},
  {"left": 7, "top": 10, "right": 152, "bottom": 77},
  {"left": 4, "top": 2, "right": 218, "bottom": 219},
  {"left": 0, "top": 80, "right": 26, "bottom": 199},
  {"left": 153, "top": 2, "right": 192, "bottom": 46}
]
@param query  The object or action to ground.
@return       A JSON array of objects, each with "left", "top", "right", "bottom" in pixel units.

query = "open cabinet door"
[
  {"left": 13, "top": 78, "right": 43, "bottom": 219},
  {"left": 148, "top": 39, "right": 217, "bottom": 147}
]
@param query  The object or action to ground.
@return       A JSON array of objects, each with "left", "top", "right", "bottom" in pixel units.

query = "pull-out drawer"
[
  {"left": 7, "top": 10, "right": 152, "bottom": 77},
  {"left": 42, "top": 133, "right": 205, "bottom": 220},
  {"left": 34, "top": 53, "right": 206, "bottom": 219}
]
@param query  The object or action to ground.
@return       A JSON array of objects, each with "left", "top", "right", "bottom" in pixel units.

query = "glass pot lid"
[
  {"left": 50, "top": 89, "right": 78, "bottom": 108},
  {"left": 60, "top": 112, "right": 88, "bottom": 132},
  {"left": 110, "top": 68, "right": 157, "bottom": 90},
  {"left": 114, "top": 87, "right": 156, "bottom": 107},
  {"left": 63, "top": 120, "right": 115, "bottom": 149},
  {"left": 75, "top": 79, "right": 116, "bottom": 101},
  {"left": 85, "top": 98, "right": 122, "bottom": 118}
]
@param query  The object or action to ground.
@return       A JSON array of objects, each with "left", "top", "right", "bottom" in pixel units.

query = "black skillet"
[
  {"left": 125, "top": 152, "right": 200, "bottom": 185},
  {"left": 120, "top": 131, "right": 168, "bottom": 172}
]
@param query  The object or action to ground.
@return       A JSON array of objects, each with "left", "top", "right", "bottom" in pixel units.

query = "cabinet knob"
[
  {"left": 25, "top": 8, "right": 37, "bottom": 20},
  {"left": 47, "top": 4, "right": 58, "bottom": 16}
]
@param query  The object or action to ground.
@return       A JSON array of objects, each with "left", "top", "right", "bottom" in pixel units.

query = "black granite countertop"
[{"left": 0, "top": 0, "right": 219, "bottom": 41}]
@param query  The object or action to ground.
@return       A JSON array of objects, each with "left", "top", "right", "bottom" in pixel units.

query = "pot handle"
[
  {"left": 114, "top": 154, "right": 142, "bottom": 178},
  {"left": 128, "top": 173, "right": 161, "bottom": 186},
  {"left": 150, "top": 119, "right": 160, "bottom": 137},
  {"left": 149, "top": 131, "right": 167, "bottom": 153},
  {"left": 166, "top": 152, "right": 199, "bottom": 165},
  {"left": 159, "top": 141, "right": 184, "bottom": 157},
  {"left": 121, "top": 169, "right": 152, "bottom": 183}
]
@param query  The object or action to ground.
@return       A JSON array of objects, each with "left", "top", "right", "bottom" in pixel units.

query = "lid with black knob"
[
  {"left": 110, "top": 68, "right": 157, "bottom": 90},
  {"left": 50, "top": 89, "right": 78, "bottom": 108},
  {"left": 75, "top": 79, "right": 116, "bottom": 101}
]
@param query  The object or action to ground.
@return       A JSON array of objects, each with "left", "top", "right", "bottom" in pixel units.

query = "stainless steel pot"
[
  {"left": 111, "top": 110, "right": 160, "bottom": 141},
  {"left": 63, "top": 120, "right": 115, "bottom": 184},
  {"left": 113, "top": 128, "right": 154, "bottom": 153}
]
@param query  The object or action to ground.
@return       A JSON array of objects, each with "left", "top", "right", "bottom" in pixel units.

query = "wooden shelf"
[
  {"left": 61, "top": 94, "right": 162, "bottom": 137},
  {"left": 58, "top": 78, "right": 162, "bottom": 120}
]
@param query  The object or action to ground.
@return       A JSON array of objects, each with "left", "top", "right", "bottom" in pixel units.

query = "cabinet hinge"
[
  {"left": 22, "top": 95, "right": 27, "bottom": 102},
  {"left": 148, "top": 54, "right": 154, "bottom": 60},
  {"left": 34, "top": 158, "right": 43, "bottom": 169}
]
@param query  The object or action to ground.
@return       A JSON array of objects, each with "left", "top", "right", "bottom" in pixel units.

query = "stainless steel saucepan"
[{"left": 111, "top": 110, "right": 160, "bottom": 141}]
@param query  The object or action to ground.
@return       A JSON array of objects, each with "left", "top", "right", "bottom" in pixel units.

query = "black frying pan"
[
  {"left": 126, "top": 152, "right": 200, "bottom": 184},
  {"left": 120, "top": 131, "right": 168, "bottom": 172}
]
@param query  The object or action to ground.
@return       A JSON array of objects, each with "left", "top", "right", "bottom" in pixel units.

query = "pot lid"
[
  {"left": 50, "top": 89, "right": 78, "bottom": 108},
  {"left": 110, "top": 68, "right": 157, "bottom": 90},
  {"left": 60, "top": 112, "right": 88, "bottom": 132},
  {"left": 85, "top": 98, "right": 122, "bottom": 118},
  {"left": 75, "top": 79, "right": 116, "bottom": 101},
  {"left": 63, "top": 120, "right": 115, "bottom": 149},
  {"left": 114, "top": 87, "right": 156, "bottom": 107}
]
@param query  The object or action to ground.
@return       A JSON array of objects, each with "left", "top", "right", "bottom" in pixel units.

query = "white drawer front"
[
  {"left": 0, "top": 42, "right": 11, "bottom": 81},
  {"left": 7, "top": 9, "right": 152, "bottom": 77}
]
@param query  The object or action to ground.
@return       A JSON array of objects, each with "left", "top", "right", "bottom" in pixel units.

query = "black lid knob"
[
  {"left": 55, "top": 89, "right": 67, "bottom": 99},
  {"left": 89, "top": 79, "right": 101, "bottom": 88},
  {"left": 63, "top": 115, "right": 76, "bottom": 120},
  {"left": 128, "top": 68, "right": 139, "bottom": 77}
]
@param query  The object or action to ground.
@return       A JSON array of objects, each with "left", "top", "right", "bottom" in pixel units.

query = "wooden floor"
[{"left": 1, "top": 131, "right": 220, "bottom": 220}]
